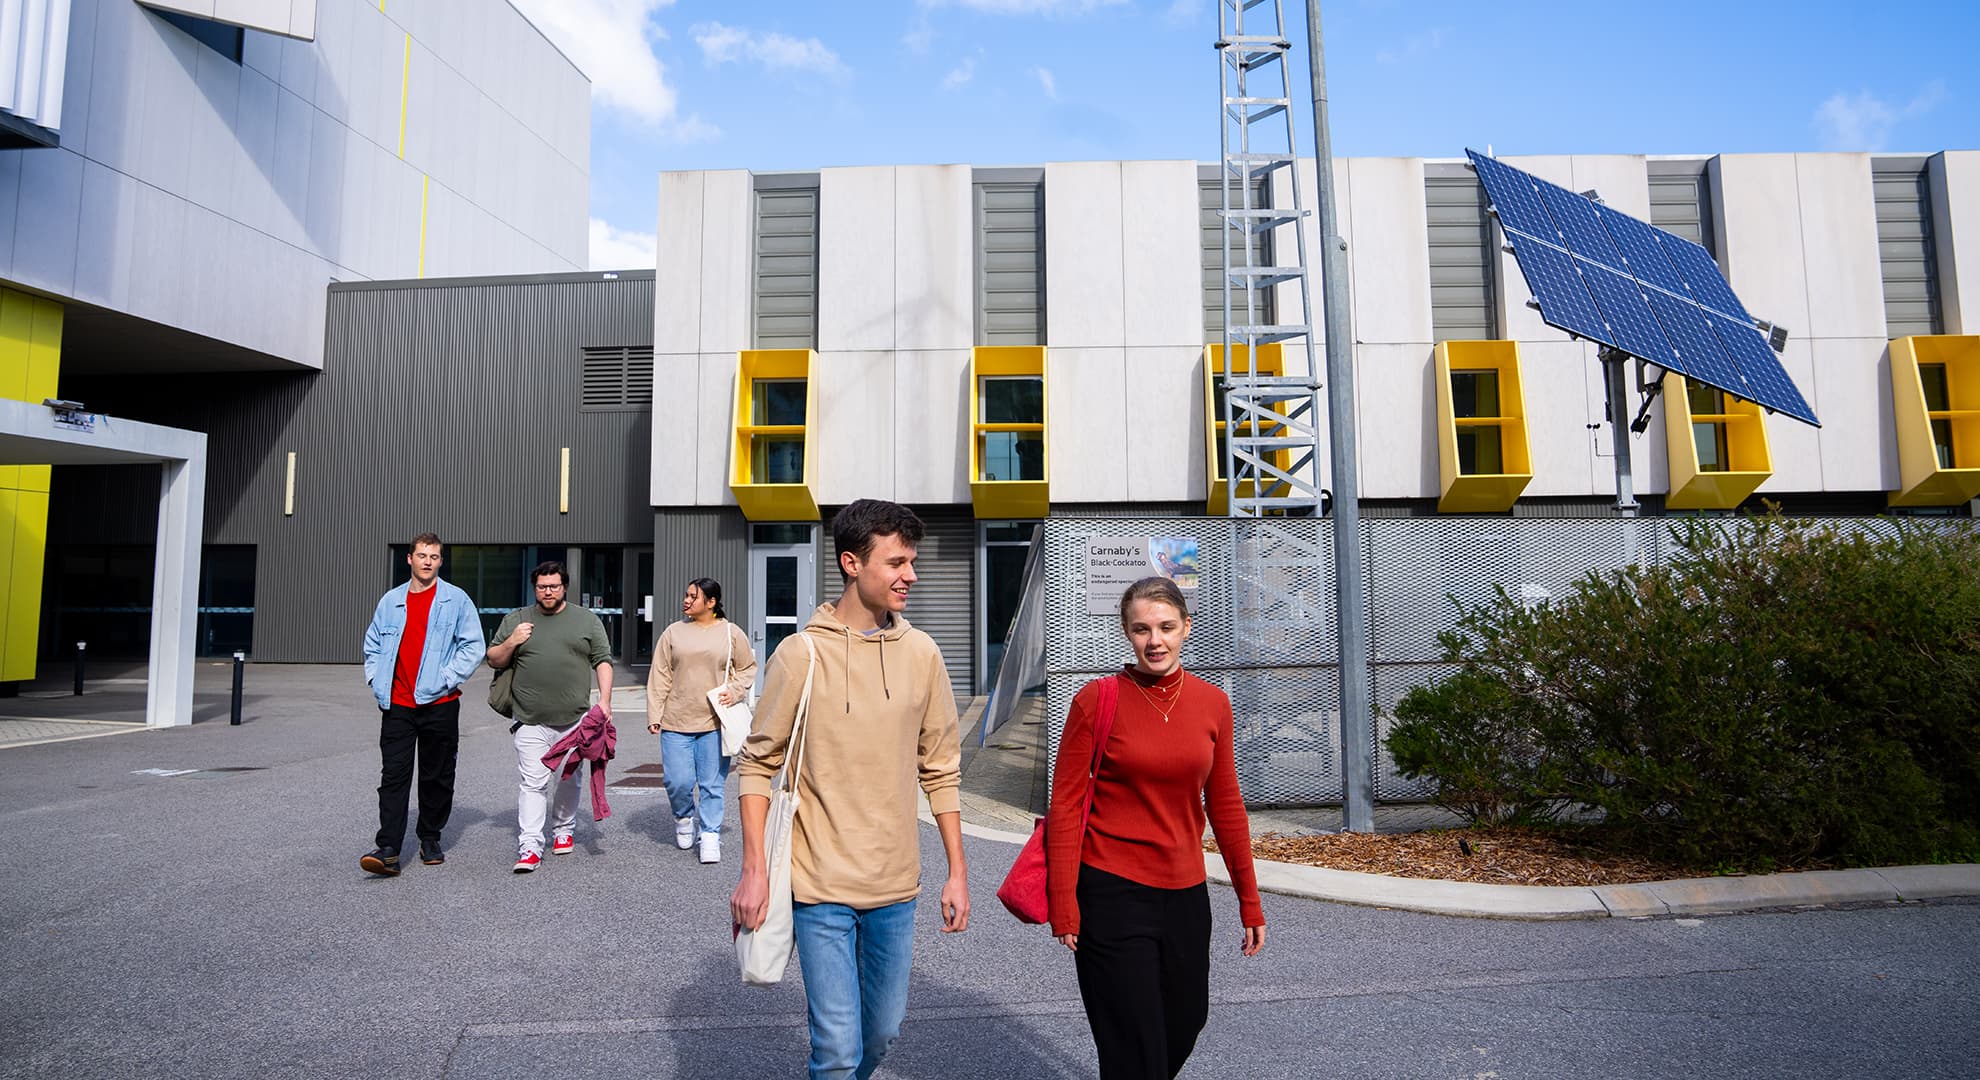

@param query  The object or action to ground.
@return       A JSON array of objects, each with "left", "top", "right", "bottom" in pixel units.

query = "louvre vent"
[{"left": 580, "top": 346, "right": 654, "bottom": 410}]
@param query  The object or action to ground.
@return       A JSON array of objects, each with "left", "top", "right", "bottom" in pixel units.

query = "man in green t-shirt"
[{"left": 486, "top": 561, "right": 614, "bottom": 873}]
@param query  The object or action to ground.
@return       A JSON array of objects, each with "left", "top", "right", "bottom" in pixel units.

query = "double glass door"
[{"left": 748, "top": 524, "right": 816, "bottom": 675}]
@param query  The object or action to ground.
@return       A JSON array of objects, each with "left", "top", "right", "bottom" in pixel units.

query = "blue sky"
[{"left": 510, "top": 1, "right": 1980, "bottom": 270}]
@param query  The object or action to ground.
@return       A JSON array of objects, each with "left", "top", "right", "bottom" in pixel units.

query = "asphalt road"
[{"left": 2, "top": 665, "right": 1974, "bottom": 1079}]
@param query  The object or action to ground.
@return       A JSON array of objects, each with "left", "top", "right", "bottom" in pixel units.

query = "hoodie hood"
[{"left": 803, "top": 601, "right": 913, "bottom": 709}]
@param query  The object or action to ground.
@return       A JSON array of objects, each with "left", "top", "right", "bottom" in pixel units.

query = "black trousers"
[
  {"left": 375, "top": 699, "right": 460, "bottom": 850},
  {"left": 1073, "top": 865, "right": 1212, "bottom": 1080}
]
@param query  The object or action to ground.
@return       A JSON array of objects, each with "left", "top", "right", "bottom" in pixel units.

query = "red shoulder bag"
[{"left": 995, "top": 674, "right": 1119, "bottom": 924}]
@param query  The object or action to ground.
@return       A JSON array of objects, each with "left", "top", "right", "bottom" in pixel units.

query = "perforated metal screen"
[{"left": 1043, "top": 516, "right": 1974, "bottom": 807}]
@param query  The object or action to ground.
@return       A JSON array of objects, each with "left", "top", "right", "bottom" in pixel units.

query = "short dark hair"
[
  {"left": 687, "top": 577, "right": 727, "bottom": 620},
  {"left": 531, "top": 561, "right": 569, "bottom": 588},
  {"left": 831, "top": 500, "right": 925, "bottom": 583},
  {"left": 410, "top": 532, "right": 442, "bottom": 550}
]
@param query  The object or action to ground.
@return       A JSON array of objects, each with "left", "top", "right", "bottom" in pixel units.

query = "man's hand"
[
  {"left": 509, "top": 622, "right": 535, "bottom": 647},
  {"left": 716, "top": 688, "right": 738, "bottom": 706},
  {"left": 731, "top": 865, "right": 770, "bottom": 931},
  {"left": 940, "top": 873, "right": 970, "bottom": 933}
]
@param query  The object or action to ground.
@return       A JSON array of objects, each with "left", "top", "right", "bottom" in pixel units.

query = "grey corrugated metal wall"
[
  {"left": 1648, "top": 162, "right": 1717, "bottom": 256},
  {"left": 51, "top": 272, "right": 655, "bottom": 663},
  {"left": 651, "top": 506, "right": 751, "bottom": 641},
  {"left": 818, "top": 505, "right": 974, "bottom": 694}
]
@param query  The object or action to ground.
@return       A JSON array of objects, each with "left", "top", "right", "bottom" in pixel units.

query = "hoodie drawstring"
[
  {"left": 879, "top": 633, "right": 890, "bottom": 700},
  {"left": 829, "top": 611, "right": 895, "bottom": 713}
]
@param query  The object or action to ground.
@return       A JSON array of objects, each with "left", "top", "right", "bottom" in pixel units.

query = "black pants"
[
  {"left": 1073, "top": 865, "right": 1212, "bottom": 1080},
  {"left": 375, "top": 699, "right": 460, "bottom": 850}
]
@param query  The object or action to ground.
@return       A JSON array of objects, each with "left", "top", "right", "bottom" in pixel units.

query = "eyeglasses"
[{"left": 534, "top": 583, "right": 566, "bottom": 592}]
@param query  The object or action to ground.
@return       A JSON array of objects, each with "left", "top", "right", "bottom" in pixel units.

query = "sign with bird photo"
[{"left": 1083, "top": 536, "right": 1200, "bottom": 615}]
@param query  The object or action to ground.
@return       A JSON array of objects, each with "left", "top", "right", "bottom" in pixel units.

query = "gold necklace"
[{"left": 1128, "top": 670, "right": 1184, "bottom": 722}]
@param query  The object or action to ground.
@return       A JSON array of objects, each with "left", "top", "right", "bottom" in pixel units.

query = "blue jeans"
[
  {"left": 659, "top": 730, "right": 727, "bottom": 836},
  {"left": 791, "top": 899, "right": 917, "bottom": 1080}
]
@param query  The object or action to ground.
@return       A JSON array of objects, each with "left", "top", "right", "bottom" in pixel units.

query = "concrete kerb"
[{"left": 920, "top": 801, "right": 1980, "bottom": 920}]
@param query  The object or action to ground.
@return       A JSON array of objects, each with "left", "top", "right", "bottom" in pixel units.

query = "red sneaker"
[
  {"left": 552, "top": 835, "right": 575, "bottom": 855},
  {"left": 513, "top": 851, "right": 542, "bottom": 874}
]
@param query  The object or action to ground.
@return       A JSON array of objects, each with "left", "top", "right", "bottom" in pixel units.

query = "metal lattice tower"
[{"left": 1217, "top": 0, "right": 1323, "bottom": 518}]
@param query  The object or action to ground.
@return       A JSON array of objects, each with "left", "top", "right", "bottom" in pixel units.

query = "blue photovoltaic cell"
[
  {"left": 1643, "top": 288, "right": 1746, "bottom": 396},
  {"left": 1654, "top": 232, "right": 1751, "bottom": 320},
  {"left": 1574, "top": 261, "right": 1678, "bottom": 368},
  {"left": 1467, "top": 150, "right": 1560, "bottom": 244},
  {"left": 1537, "top": 181, "right": 1627, "bottom": 270},
  {"left": 1594, "top": 205, "right": 1689, "bottom": 295},
  {"left": 1503, "top": 231, "right": 1610, "bottom": 343},
  {"left": 1709, "top": 313, "right": 1820, "bottom": 425}
]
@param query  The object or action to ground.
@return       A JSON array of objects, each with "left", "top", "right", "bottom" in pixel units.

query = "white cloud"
[
  {"left": 919, "top": 0, "right": 1128, "bottom": 14},
  {"left": 1032, "top": 66, "right": 1057, "bottom": 99},
  {"left": 942, "top": 58, "right": 976, "bottom": 91},
  {"left": 1813, "top": 82, "right": 1945, "bottom": 151},
  {"left": 1162, "top": 0, "right": 1203, "bottom": 25},
  {"left": 511, "top": 0, "right": 679, "bottom": 126},
  {"left": 692, "top": 22, "right": 847, "bottom": 76},
  {"left": 589, "top": 217, "right": 657, "bottom": 271},
  {"left": 903, "top": 14, "right": 936, "bottom": 52}
]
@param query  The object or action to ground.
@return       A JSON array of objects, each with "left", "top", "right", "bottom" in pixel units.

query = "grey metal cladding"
[
  {"left": 1873, "top": 159, "right": 1943, "bottom": 338},
  {"left": 975, "top": 179, "right": 1046, "bottom": 346},
  {"left": 1647, "top": 160, "right": 1717, "bottom": 257},
  {"left": 652, "top": 507, "right": 751, "bottom": 643},
  {"left": 54, "top": 275, "right": 656, "bottom": 663},
  {"left": 754, "top": 187, "right": 819, "bottom": 348},
  {"left": 1424, "top": 171, "right": 1497, "bottom": 342},
  {"left": 1200, "top": 177, "right": 1273, "bottom": 341}
]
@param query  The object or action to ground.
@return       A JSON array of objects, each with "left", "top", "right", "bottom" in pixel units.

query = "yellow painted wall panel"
[{"left": 3, "top": 491, "right": 47, "bottom": 681}]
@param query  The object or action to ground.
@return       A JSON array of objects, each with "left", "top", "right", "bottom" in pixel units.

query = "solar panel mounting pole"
[
  {"left": 1600, "top": 348, "right": 1640, "bottom": 516},
  {"left": 1303, "top": 0, "right": 1374, "bottom": 831}
]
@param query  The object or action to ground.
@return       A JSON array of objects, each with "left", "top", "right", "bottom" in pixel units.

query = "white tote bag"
[
  {"left": 709, "top": 625, "right": 754, "bottom": 758},
  {"left": 736, "top": 632, "right": 815, "bottom": 986}
]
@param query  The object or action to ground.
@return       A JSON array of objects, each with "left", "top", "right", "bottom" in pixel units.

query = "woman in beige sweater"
[{"left": 645, "top": 578, "right": 755, "bottom": 863}]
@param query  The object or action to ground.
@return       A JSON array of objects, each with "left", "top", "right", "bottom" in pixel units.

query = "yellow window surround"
[
  {"left": 1663, "top": 371, "right": 1772, "bottom": 511},
  {"left": 1434, "top": 340, "right": 1532, "bottom": 513},
  {"left": 1889, "top": 335, "right": 1980, "bottom": 507},
  {"left": 730, "top": 349, "right": 819, "bottom": 521},
  {"left": 970, "top": 347, "right": 1049, "bottom": 519},
  {"left": 1202, "top": 343, "right": 1293, "bottom": 515}
]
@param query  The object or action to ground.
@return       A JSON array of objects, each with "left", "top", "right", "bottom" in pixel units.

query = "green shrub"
[{"left": 1386, "top": 513, "right": 1980, "bottom": 868}]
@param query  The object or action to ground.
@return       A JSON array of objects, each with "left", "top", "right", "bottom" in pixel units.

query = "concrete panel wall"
[
  {"left": 1046, "top": 347, "right": 1129, "bottom": 501},
  {"left": 1044, "top": 161, "right": 1125, "bottom": 348},
  {"left": 2, "top": 0, "right": 588, "bottom": 373},
  {"left": 813, "top": 350, "right": 896, "bottom": 504},
  {"left": 819, "top": 167, "right": 896, "bottom": 351},
  {"left": 1122, "top": 345, "right": 1205, "bottom": 500},
  {"left": 895, "top": 348, "right": 970, "bottom": 503},
  {"left": 1930, "top": 151, "right": 1979, "bottom": 334},
  {"left": 1121, "top": 162, "right": 1201, "bottom": 348},
  {"left": 895, "top": 166, "right": 973, "bottom": 351},
  {"left": 1350, "top": 157, "right": 1433, "bottom": 346}
]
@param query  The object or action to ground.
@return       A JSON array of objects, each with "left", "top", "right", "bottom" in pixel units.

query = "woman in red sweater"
[{"left": 1046, "top": 576, "right": 1265, "bottom": 1079}]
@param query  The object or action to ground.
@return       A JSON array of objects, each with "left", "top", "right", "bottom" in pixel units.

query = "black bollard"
[
  {"left": 73, "top": 641, "right": 86, "bottom": 696},
  {"left": 230, "top": 651, "right": 245, "bottom": 726}
]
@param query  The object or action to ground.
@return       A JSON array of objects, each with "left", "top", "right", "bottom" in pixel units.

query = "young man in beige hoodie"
[{"left": 731, "top": 499, "right": 970, "bottom": 1080}]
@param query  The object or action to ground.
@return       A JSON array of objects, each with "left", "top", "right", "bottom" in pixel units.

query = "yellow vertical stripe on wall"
[
  {"left": 398, "top": 33, "right": 411, "bottom": 160},
  {"left": 0, "top": 286, "right": 62, "bottom": 682},
  {"left": 418, "top": 174, "right": 430, "bottom": 278}
]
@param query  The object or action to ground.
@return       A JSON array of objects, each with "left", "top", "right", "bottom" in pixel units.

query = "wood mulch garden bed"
[{"left": 1207, "top": 827, "right": 1717, "bottom": 887}]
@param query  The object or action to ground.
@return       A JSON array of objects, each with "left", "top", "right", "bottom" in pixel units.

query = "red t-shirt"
[
  {"left": 390, "top": 585, "right": 458, "bottom": 708},
  {"left": 1045, "top": 668, "right": 1263, "bottom": 937}
]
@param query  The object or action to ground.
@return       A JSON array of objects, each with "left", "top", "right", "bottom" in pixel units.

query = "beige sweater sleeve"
[
  {"left": 916, "top": 648, "right": 963, "bottom": 816},
  {"left": 645, "top": 623, "right": 675, "bottom": 718},
  {"left": 735, "top": 635, "right": 807, "bottom": 799},
  {"left": 726, "top": 622, "right": 757, "bottom": 698}
]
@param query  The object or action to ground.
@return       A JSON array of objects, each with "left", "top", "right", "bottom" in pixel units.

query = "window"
[
  {"left": 979, "top": 521, "right": 1039, "bottom": 692},
  {"left": 580, "top": 346, "right": 654, "bottom": 410},
  {"left": 1451, "top": 370, "right": 1503, "bottom": 475},
  {"left": 976, "top": 178, "right": 1046, "bottom": 345},
  {"left": 749, "top": 378, "right": 807, "bottom": 484},
  {"left": 196, "top": 547, "right": 256, "bottom": 657},
  {"left": 978, "top": 376, "right": 1044, "bottom": 482},
  {"left": 1687, "top": 381, "right": 1730, "bottom": 473},
  {"left": 1873, "top": 159, "right": 1944, "bottom": 339},
  {"left": 1921, "top": 364, "right": 1955, "bottom": 468},
  {"left": 1425, "top": 171, "right": 1497, "bottom": 341}
]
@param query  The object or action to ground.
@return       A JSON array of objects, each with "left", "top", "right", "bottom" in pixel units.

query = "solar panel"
[
  {"left": 1500, "top": 230, "right": 1610, "bottom": 343},
  {"left": 1464, "top": 150, "right": 1818, "bottom": 427}
]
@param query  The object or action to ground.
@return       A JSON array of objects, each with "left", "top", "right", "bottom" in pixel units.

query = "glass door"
[{"left": 748, "top": 524, "right": 817, "bottom": 673}]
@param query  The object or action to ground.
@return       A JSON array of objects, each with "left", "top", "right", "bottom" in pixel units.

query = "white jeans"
[{"left": 515, "top": 722, "right": 580, "bottom": 855}]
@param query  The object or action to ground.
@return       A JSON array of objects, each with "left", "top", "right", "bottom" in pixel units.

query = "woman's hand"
[
  {"left": 1240, "top": 925, "right": 1265, "bottom": 957},
  {"left": 717, "top": 688, "right": 738, "bottom": 706},
  {"left": 1057, "top": 933, "right": 1077, "bottom": 952}
]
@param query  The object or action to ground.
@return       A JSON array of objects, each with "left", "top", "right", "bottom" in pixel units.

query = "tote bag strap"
[
  {"left": 721, "top": 623, "right": 735, "bottom": 689},
  {"left": 782, "top": 634, "right": 819, "bottom": 789},
  {"left": 1075, "top": 674, "right": 1120, "bottom": 832}
]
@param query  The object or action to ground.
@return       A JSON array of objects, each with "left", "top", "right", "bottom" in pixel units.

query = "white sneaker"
[
  {"left": 675, "top": 817, "right": 695, "bottom": 850},
  {"left": 699, "top": 834, "right": 721, "bottom": 864}
]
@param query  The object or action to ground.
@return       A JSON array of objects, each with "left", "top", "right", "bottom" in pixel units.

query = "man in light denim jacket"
[{"left": 358, "top": 533, "right": 485, "bottom": 876}]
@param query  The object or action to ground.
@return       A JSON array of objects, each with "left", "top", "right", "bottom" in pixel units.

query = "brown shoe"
[{"left": 360, "top": 847, "right": 400, "bottom": 876}]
